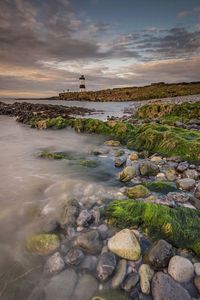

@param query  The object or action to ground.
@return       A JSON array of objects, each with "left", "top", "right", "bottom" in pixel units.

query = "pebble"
[{"left": 168, "top": 255, "right": 194, "bottom": 283}]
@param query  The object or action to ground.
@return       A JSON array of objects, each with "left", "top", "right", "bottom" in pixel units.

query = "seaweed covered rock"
[
  {"left": 139, "top": 161, "right": 159, "bottom": 176},
  {"left": 106, "top": 200, "right": 200, "bottom": 256},
  {"left": 125, "top": 185, "right": 151, "bottom": 198},
  {"left": 26, "top": 234, "right": 60, "bottom": 255},
  {"left": 143, "top": 181, "right": 177, "bottom": 194},
  {"left": 119, "top": 165, "right": 139, "bottom": 182}
]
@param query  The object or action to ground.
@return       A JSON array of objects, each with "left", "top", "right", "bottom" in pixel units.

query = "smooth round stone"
[
  {"left": 64, "top": 248, "right": 84, "bottom": 266},
  {"left": 73, "top": 230, "right": 102, "bottom": 254},
  {"left": 152, "top": 272, "right": 191, "bottom": 300},
  {"left": 168, "top": 255, "right": 194, "bottom": 283},
  {"left": 73, "top": 274, "right": 98, "bottom": 300},
  {"left": 97, "top": 224, "right": 108, "bottom": 240},
  {"left": 165, "top": 167, "right": 177, "bottom": 181},
  {"left": 129, "top": 152, "right": 138, "bottom": 161},
  {"left": 44, "top": 252, "right": 65, "bottom": 275},
  {"left": 184, "top": 169, "right": 199, "bottom": 180},
  {"left": 177, "top": 162, "right": 189, "bottom": 173},
  {"left": 108, "top": 229, "right": 141, "bottom": 261},
  {"left": 194, "top": 263, "right": 200, "bottom": 276},
  {"left": 139, "top": 264, "right": 154, "bottom": 295},
  {"left": 96, "top": 252, "right": 117, "bottom": 282},
  {"left": 122, "top": 272, "right": 139, "bottom": 292},
  {"left": 26, "top": 234, "right": 60, "bottom": 255},
  {"left": 112, "top": 259, "right": 127, "bottom": 288},
  {"left": 144, "top": 239, "right": 174, "bottom": 270},
  {"left": 150, "top": 156, "right": 163, "bottom": 162},
  {"left": 194, "top": 276, "right": 200, "bottom": 293},
  {"left": 176, "top": 178, "right": 196, "bottom": 191},
  {"left": 44, "top": 269, "right": 77, "bottom": 300}
]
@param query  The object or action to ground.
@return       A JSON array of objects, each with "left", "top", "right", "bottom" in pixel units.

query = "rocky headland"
[{"left": 1, "top": 98, "right": 200, "bottom": 300}]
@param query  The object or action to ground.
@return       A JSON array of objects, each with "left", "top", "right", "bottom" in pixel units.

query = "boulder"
[
  {"left": 152, "top": 272, "right": 191, "bottom": 300},
  {"left": 176, "top": 178, "right": 196, "bottom": 191},
  {"left": 96, "top": 252, "right": 117, "bottom": 282},
  {"left": 144, "top": 239, "right": 174, "bottom": 270},
  {"left": 168, "top": 255, "right": 194, "bottom": 283},
  {"left": 139, "top": 162, "right": 159, "bottom": 176},
  {"left": 126, "top": 185, "right": 151, "bottom": 198},
  {"left": 73, "top": 230, "right": 102, "bottom": 254},
  {"left": 108, "top": 229, "right": 141, "bottom": 261},
  {"left": 26, "top": 234, "right": 60, "bottom": 255}
]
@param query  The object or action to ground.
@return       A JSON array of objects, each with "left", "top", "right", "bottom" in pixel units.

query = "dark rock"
[
  {"left": 59, "top": 199, "right": 80, "bottom": 227},
  {"left": 144, "top": 240, "right": 174, "bottom": 270},
  {"left": 167, "top": 192, "right": 190, "bottom": 203},
  {"left": 81, "top": 255, "right": 98, "bottom": 271},
  {"left": 73, "top": 274, "right": 98, "bottom": 300},
  {"left": 184, "top": 169, "right": 199, "bottom": 180},
  {"left": 177, "top": 162, "right": 189, "bottom": 173},
  {"left": 76, "top": 209, "right": 92, "bottom": 227},
  {"left": 115, "top": 157, "right": 126, "bottom": 167},
  {"left": 64, "top": 248, "right": 84, "bottom": 266},
  {"left": 139, "top": 161, "right": 159, "bottom": 176},
  {"left": 96, "top": 252, "right": 117, "bottom": 282},
  {"left": 73, "top": 230, "right": 102, "bottom": 254},
  {"left": 152, "top": 272, "right": 191, "bottom": 300},
  {"left": 97, "top": 224, "right": 108, "bottom": 240},
  {"left": 122, "top": 272, "right": 139, "bottom": 292},
  {"left": 112, "top": 259, "right": 127, "bottom": 288}
]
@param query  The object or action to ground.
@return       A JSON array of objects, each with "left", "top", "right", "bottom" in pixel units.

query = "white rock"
[{"left": 168, "top": 255, "right": 194, "bottom": 283}]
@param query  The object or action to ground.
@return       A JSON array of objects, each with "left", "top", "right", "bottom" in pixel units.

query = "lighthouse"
[{"left": 79, "top": 75, "right": 86, "bottom": 92}]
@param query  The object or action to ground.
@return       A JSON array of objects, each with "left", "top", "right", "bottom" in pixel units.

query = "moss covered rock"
[
  {"left": 126, "top": 185, "right": 151, "bottom": 198},
  {"left": 39, "top": 150, "right": 73, "bottom": 160},
  {"left": 79, "top": 159, "right": 100, "bottom": 168},
  {"left": 143, "top": 181, "right": 177, "bottom": 194},
  {"left": 106, "top": 200, "right": 200, "bottom": 256},
  {"left": 26, "top": 234, "right": 60, "bottom": 255}
]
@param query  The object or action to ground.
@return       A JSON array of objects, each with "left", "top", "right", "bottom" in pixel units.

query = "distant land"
[{"left": 59, "top": 81, "right": 200, "bottom": 102}]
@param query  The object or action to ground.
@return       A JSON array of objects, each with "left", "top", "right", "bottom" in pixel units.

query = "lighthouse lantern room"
[{"left": 79, "top": 75, "right": 86, "bottom": 92}]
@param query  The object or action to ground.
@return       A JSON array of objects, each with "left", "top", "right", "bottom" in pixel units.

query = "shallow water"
[{"left": 0, "top": 114, "right": 127, "bottom": 299}]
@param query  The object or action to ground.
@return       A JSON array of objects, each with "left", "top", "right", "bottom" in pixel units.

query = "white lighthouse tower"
[{"left": 79, "top": 75, "right": 86, "bottom": 92}]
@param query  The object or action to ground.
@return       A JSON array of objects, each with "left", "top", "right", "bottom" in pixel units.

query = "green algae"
[
  {"left": 143, "top": 181, "right": 177, "bottom": 194},
  {"left": 106, "top": 200, "right": 200, "bottom": 256},
  {"left": 78, "top": 159, "right": 100, "bottom": 168},
  {"left": 125, "top": 185, "right": 151, "bottom": 198},
  {"left": 39, "top": 150, "right": 74, "bottom": 160},
  {"left": 26, "top": 234, "right": 60, "bottom": 255}
]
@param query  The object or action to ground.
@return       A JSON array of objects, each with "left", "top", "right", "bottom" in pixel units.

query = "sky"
[{"left": 0, "top": 0, "right": 200, "bottom": 97}]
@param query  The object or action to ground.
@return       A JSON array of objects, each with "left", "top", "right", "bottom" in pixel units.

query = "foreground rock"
[
  {"left": 73, "top": 273, "right": 98, "bottom": 300},
  {"left": 26, "top": 234, "right": 60, "bottom": 255},
  {"left": 152, "top": 272, "right": 191, "bottom": 300},
  {"left": 44, "top": 269, "right": 77, "bottom": 300},
  {"left": 73, "top": 230, "right": 102, "bottom": 254},
  {"left": 144, "top": 239, "right": 174, "bottom": 270},
  {"left": 168, "top": 256, "right": 194, "bottom": 283},
  {"left": 108, "top": 229, "right": 141, "bottom": 260}
]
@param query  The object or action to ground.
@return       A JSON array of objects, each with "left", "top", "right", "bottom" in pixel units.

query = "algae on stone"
[
  {"left": 143, "top": 181, "right": 177, "bottom": 194},
  {"left": 26, "top": 234, "right": 60, "bottom": 255},
  {"left": 125, "top": 185, "right": 151, "bottom": 198},
  {"left": 106, "top": 200, "right": 200, "bottom": 256}
]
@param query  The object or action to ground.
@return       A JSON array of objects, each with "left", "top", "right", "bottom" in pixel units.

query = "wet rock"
[
  {"left": 73, "top": 273, "right": 98, "bottom": 300},
  {"left": 91, "top": 290, "right": 131, "bottom": 300},
  {"left": 119, "top": 165, "right": 139, "bottom": 182},
  {"left": 177, "top": 162, "right": 189, "bottom": 173},
  {"left": 44, "top": 252, "right": 65, "bottom": 275},
  {"left": 129, "top": 152, "right": 138, "bottom": 161},
  {"left": 125, "top": 185, "right": 151, "bottom": 198},
  {"left": 65, "top": 226, "right": 76, "bottom": 240},
  {"left": 139, "top": 264, "right": 154, "bottom": 294},
  {"left": 168, "top": 255, "right": 194, "bottom": 283},
  {"left": 150, "top": 155, "right": 163, "bottom": 162},
  {"left": 156, "top": 172, "right": 166, "bottom": 181},
  {"left": 44, "top": 269, "right": 77, "bottom": 300},
  {"left": 152, "top": 272, "right": 191, "bottom": 300},
  {"left": 96, "top": 252, "right": 117, "bottom": 282},
  {"left": 81, "top": 255, "right": 98, "bottom": 271},
  {"left": 194, "top": 184, "right": 200, "bottom": 199},
  {"left": 194, "top": 263, "right": 200, "bottom": 276},
  {"left": 122, "top": 272, "right": 139, "bottom": 292},
  {"left": 76, "top": 209, "right": 92, "bottom": 227},
  {"left": 144, "top": 239, "right": 174, "bottom": 270},
  {"left": 176, "top": 178, "right": 196, "bottom": 191},
  {"left": 114, "top": 149, "right": 125, "bottom": 157},
  {"left": 167, "top": 192, "right": 190, "bottom": 203},
  {"left": 112, "top": 259, "right": 127, "bottom": 288},
  {"left": 115, "top": 157, "right": 126, "bottom": 167},
  {"left": 184, "top": 169, "right": 199, "bottom": 180},
  {"left": 97, "top": 224, "right": 108, "bottom": 240},
  {"left": 104, "top": 140, "right": 120, "bottom": 147},
  {"left": 139, "top": 162, "right": 159, "bottom": 176},
  {"left": 73, "top": 230, "right": 102, "bottom": 254},
  {"left": 194, "top": 276, "right": 200, "bottom": 294},
  {"left": 64, "top": 248, "right": 84, "bottom": 266},
  {"left": 165, "top": 167, "right": 177, "bottom": 181},
  {"left": 108, "top": 229, "right": 141, "bottom": 261},
  {"left": 26, "top": 233, "right": 60, "bottom": 255},
  {"left": 59, "top": 199, "right": 80, "bottom": 227}
]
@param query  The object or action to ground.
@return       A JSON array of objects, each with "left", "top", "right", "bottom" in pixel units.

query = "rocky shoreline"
[{"left": 1, "top": 99, "right": 200, "bottom": 299}]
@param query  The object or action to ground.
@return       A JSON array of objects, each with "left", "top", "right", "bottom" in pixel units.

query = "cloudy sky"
[{"left": 0, "top": 0, "right": 200, "bottom": 97}]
